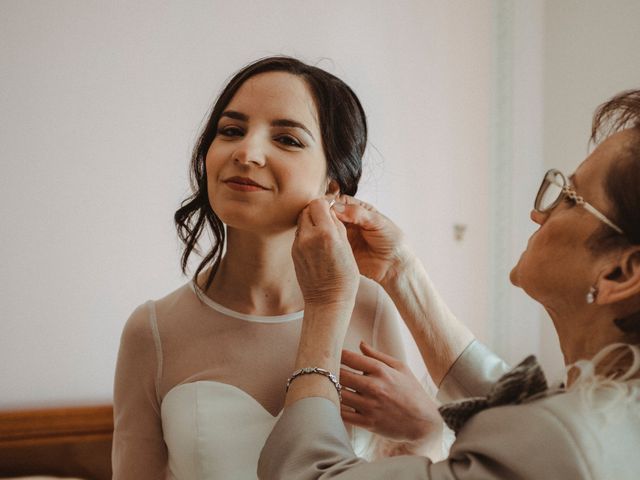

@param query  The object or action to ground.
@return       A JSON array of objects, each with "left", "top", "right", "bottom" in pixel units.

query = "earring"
[{"left": 586, "top": 286, "right": 598, "bottom": 304}]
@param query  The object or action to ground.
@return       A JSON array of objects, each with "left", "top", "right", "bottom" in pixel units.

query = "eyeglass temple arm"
[
  {"left": 552, "top": 176, "right": 625, "bottom": 235},
  {"left": 582, "top": 202, "right": 624, "bottom": 234}
]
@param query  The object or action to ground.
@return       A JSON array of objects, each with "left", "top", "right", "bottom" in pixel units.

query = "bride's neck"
[{"left": 200, "top": 228, "right": 303, "bottom": 315}]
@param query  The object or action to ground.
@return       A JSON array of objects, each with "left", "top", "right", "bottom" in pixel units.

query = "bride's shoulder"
[
  {"left": 354, "top": 275, "right": 379, "bottom": 307},
  {"left": 156, "top": 279, "right": 213, "bottom": 315},
  {"left": 124, "top": 281, "right": 198, "bottom": 329},
  {"left": 353, "top": 275, "right": 395, "bottom": 319}
]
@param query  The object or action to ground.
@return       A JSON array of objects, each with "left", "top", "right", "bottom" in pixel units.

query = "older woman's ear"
[{"left": 596, "top": 247, "right": 640, "bottom": 307}]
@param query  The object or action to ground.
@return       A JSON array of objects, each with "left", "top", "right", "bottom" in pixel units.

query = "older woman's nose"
[{"left": 530, "top": 209, "right": 547, "bottom": 225}]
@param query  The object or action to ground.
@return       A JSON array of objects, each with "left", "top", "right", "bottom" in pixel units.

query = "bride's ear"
[{"left": 325, "top": 178, "right": 340, "bottom": 196}]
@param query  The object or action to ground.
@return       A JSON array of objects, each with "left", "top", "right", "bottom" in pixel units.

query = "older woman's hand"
[
  {"left": 334, "top": 195, "right": 475, "bottom": 386},
  {"left": 285, "top": 198, "right": 360, "bottom": 407},
  {"left": 340, "top": 341, "right": 443, "bottom": 450},
  {"left": 293, "top": 198, "right": 360, "bottom": 308},
  {"left": 333, "top": 196, "right": 411, "bottom": 286}
]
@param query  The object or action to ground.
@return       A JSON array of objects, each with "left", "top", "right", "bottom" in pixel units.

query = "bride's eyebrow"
[
  {"left": 220, "top": 110, "right": 315, "bottom": 142},
  {"left": 271, "top": 119, "right": 314, "bottom": 141},
  {"left": 220, "top": 110, "right": 248, "bottom": 121}
]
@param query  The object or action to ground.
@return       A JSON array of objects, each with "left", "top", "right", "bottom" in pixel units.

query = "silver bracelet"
[{"left": 286, "top": 367, "right": 342, "bottom": 401}]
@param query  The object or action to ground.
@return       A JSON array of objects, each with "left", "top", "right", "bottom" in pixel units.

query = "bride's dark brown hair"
[{"left": 174, "top": 56, "right": 367, "bottom": 290}]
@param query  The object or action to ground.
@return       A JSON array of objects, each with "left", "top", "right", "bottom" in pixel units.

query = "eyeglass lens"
[{"left": 537, "top": 170, "right": 565, "bottom": 211}]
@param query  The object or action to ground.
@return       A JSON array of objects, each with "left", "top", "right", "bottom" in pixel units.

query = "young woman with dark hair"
[{"left": 112, "top": 57, "right": 421, "bottom": 479}]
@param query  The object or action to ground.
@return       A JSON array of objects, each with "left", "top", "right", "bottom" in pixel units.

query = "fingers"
[
  {"left": 338, "top": 194, "right": 377, "bottom": 212},
  {"left": 339, "top": 367, "right": 375, "bottom": 394},
  {"left": 293, "top": 211, "right": 311, "bottom": 254},
  {"left": 301, "top": 194, "right": 381, "bottom": 233},
  {"left": 340, "top": 388, "right": 371, "bottom": 412},
  {"left": 340, "top": 407, "right": 371, "bottom": 428},
  {"left": 333, "top": 197, "right": 385, "bottom": 232},
  {"left": 330, "top": 205, "right": 347, "bottom": 232},
  {"left": 300, "top": 198, "right": 346, "bottom": 234},
  {"left": 295, "top": 201, "right": 314, "bottom": 230},
  {"left": 341, "top": 348, "right": 383, "bottom": 376},
  {"left": 342, "top": 342, "right": 404, "bottom": 373},
  {"left": 359, "top": 341, "right": 405, "bottom": 371},
  {"left": 306, "top": 197, "right": 334, "bottom": 228}
]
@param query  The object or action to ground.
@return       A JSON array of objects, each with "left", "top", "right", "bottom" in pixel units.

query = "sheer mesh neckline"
[{"left": 189, "top": 281, "right": 304, "bottom": 323}]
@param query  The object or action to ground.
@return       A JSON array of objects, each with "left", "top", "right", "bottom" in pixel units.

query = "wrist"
[
  {"left": 284, "top": 368, "right": 341, "bottom": 407},
  {"left": 297, "top": 302, "right": 354, "bottom": 368},
  {"left": 302, "top": 278, "right": 359, "bottom": 311},
  {"left": 286, "top": 366, "right": 342, "bottom": 401},
  {"left": 287, "top": 304, "right": 350, "bottom": 408},
  {"left": 398, "top": 417, "right": 445, "bottom": 457},
  {"left": 380, "top": 245, "right": 416, "bottom": 293}
]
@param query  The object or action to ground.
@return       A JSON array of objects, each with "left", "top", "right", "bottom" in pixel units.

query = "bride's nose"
[{"left": 233, "top": 135, "right": 266, "bottom": 167}]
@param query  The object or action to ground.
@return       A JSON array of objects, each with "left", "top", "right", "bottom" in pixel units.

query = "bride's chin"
[
  {"left": 221, "top": 216, "right": 298, "bottom": 236},
  {"left": 213, "top": 206, "right": 255, "bottom": 228}
]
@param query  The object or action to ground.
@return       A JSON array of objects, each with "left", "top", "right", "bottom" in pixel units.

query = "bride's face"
[{"left": 205, "top": 71, "right": 330, "bottom": 234}]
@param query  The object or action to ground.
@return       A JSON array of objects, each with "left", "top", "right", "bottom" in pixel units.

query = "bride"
[{"left": 112, "top": 56, "right": 420, "bottom": 479}]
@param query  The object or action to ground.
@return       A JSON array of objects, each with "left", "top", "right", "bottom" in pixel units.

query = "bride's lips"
[{"left": 223, "top": 176, "right": 269, "bottom": 192}]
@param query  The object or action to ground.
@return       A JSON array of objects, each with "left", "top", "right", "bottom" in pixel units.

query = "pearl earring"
[{"left": 586, "top": 286, "right": 597, "bottom": 304}]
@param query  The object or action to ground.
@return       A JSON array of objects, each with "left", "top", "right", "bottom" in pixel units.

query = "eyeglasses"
[{"left": 534, "top": 169, "right": 624, "bottom": 235}]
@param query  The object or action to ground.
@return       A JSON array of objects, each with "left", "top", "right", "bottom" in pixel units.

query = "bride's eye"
[
  {"left": 275, "top": 135, "right": 303, "bottom": 148},
  {"left": 217, "top": 126, "right": 244, "bottom": 137}
]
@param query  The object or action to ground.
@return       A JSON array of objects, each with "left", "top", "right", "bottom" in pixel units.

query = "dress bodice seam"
[{"left": 161, "top": 379, "right": 283, "bottom": 419}]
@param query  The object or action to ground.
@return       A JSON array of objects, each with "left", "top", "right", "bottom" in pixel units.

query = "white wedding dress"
[{"left": 113, "top": 279, "right": 407, "bottom": 479}]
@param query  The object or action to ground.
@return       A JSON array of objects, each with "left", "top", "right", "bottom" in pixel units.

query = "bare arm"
[
  {"left": 379, "top": 249, "right": 474, "bottom": 386},
  {"left": 334, "top": 197, "right": 474, "bottom": 385},
  {"left": 283, "top": 199, "right": 360, "bottom": 408}
]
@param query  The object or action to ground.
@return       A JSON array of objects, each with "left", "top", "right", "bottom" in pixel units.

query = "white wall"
[
  {"left": 4, "top": 0, "right": 636, "bottom": 409},
  {"left": 540, "top": 0, "right": 640, "bottom": 380},
  {"left": 487, "top": 0, "right": 544, "bottom": 366},
  {"left": 0, "top": 0, "right": 493, "bottom": 408}
]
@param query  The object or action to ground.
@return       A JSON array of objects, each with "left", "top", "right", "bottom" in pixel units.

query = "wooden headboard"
[{"left": 0, "top": 405, "right": 113, "bottom": 480}]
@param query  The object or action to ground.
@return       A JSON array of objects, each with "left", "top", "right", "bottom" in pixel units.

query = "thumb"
[{"left": 333, "top": 201, "right": 384, "bottom": 232}]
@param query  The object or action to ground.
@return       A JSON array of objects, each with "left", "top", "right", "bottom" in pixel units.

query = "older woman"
[{"left": 257, "top": 90, "right": 640, "bottom": 479}]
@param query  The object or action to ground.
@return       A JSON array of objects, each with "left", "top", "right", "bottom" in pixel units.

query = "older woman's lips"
[{"left": 223, "top": 176, "right": 268, "bottom": 192}]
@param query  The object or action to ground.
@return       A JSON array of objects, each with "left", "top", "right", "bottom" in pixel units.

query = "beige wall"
[
  {"left": 3, "top": 0, "right": 636, "bottom": 408},
  {"left": 0, "top": 0, "right": 492, "bottom": 407}
]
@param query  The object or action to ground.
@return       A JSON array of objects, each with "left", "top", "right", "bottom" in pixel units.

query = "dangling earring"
[{"left": 586, "top": 286, "right": 598, "bottom": 304}]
